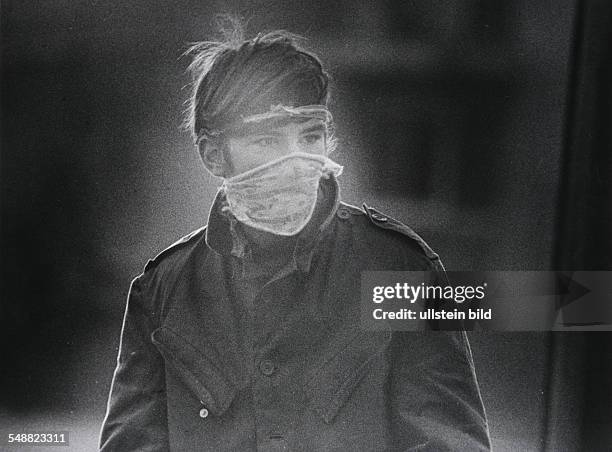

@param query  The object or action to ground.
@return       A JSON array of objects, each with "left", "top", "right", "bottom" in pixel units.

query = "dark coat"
[{"left": 99, "top": 201, "right": 491, "bottom": 451}]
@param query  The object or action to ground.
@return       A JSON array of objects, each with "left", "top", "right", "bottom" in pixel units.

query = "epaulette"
[
  {"left": 144, "top": 226, "right": 206, "bottom": 272},
  {"left": 361, "top": 203, "right": 442, "bottom": 265}
]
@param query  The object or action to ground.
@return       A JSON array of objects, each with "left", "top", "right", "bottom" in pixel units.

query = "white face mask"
[{"left": 222, "top": 152, "right": 343, "bottom": 236}]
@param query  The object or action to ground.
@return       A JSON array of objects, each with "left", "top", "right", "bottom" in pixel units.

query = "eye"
[
  {"left": 250, "top": 136, "right": 279, "bottom": 147},
  {"left": 300, "top": 133, "right": 324, "bottom": 146}
]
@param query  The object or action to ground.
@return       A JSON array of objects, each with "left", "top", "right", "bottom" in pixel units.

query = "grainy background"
[{"left": 2, "top": 1, "right": 609, "bottom": 450}]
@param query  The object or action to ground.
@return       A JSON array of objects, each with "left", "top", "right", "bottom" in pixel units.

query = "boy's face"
[{"left": 225, "top": 117, "right": 327, "bottom": 176}]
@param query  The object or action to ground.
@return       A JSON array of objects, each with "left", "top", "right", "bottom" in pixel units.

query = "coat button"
[
  {"left": 199, "top": 407, "right": 209, "bottom": 418},
  {"left": 259, "top": 360, "right": 276, "bottom": 376},
  {"left": 337, "top": 207, "right": 351, "bottom": 220}
]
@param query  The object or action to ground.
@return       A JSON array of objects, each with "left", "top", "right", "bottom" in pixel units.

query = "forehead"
[{"left": 227, "top": 117, "right": 326, "bottom": 138}]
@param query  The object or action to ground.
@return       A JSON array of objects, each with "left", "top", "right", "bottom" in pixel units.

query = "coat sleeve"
[
  {"left": 386, "top": 253, "right": 491, "bottom": 451},
  {"left": 387, "top": 329, "right": 491, "bottom": 451},
  {"left": 99, "top": 277, "right": 170, "bottom": 451}
]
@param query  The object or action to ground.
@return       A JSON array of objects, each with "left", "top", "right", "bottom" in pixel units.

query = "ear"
[{"left": 198, "top": 138, "right": 231, "bottom": 177}]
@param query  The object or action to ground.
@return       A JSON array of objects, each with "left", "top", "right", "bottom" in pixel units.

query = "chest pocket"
[
  {"left": 304, "top": 330, "right": 392, "bottom": 424},
  {"left": 151, "top": 326, "right": 237, "bottom": 417}
]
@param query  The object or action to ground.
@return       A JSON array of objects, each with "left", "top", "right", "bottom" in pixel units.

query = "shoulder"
[
  {"left": 142, "top": 226, "right": 207, "bottom": 274},
  {"left": 337, "top": 201, "right": 445, "bottom": 271},
  {"left": 125, "top": 227, "right": 207, "bottom": 324}
]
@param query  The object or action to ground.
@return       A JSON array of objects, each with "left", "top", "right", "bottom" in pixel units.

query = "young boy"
[{"left": 100, "top": 29, "right": 491, "bottom": 451}]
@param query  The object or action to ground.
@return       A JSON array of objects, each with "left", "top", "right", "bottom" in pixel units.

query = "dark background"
[{"left": 1, "top": 1, "right": 610, "bottom": 450}]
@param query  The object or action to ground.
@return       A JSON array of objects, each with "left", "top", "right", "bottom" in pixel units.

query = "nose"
[{"left": 287, "top": 138, "right": 301, "bottom": 155}]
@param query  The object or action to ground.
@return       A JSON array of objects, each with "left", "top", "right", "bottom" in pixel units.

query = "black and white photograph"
[{"left": 1, "top": 1, "right": 611, "bottom": 451}]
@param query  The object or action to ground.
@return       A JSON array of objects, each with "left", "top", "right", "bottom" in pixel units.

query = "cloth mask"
[{"left": 222, "top": 152, "right": 343, "bottom": 236}]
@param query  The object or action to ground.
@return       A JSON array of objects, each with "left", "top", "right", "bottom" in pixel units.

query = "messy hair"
[{"left": 184, "top": 18, "right": 330, "bottom": 143}]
